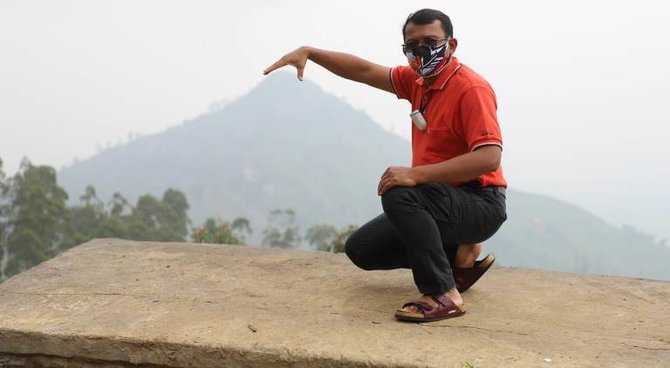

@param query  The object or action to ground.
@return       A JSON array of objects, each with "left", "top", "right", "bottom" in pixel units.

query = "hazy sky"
[{"left": 1, "top": 1, "right": 669, "bottom": 239}]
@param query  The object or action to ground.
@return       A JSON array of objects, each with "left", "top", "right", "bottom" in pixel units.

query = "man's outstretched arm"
[{"left": 263, "top": 46, "right": 394, "bottom": 94}]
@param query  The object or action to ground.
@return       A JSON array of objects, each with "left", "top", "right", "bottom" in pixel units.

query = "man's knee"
[
  {"left": 344, "top": 232, "right": 374, "bottom": 271},
  {"left": 380, "top": 185, "right": 417, "bottom": 213},
  {"left": 344, "top": 234, "right": 357, "bottom": 260}
]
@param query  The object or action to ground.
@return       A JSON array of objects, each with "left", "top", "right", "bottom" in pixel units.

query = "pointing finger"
[{"left": 263, "top": 59, "right": 287, "bottom": 75}]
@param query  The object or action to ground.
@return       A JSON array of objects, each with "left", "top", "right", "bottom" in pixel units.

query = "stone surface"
[{"left": 0, "top": 239, "right": 669, "bottom": 368}]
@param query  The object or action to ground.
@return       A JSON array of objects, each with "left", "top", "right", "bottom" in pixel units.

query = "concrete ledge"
[{"left": 1, "top": 239, "right": 669, "bottom": 367}]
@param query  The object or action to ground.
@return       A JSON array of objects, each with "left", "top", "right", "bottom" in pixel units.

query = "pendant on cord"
[{"left": 410, "top": 110, "right": 427, "bottom": 130}]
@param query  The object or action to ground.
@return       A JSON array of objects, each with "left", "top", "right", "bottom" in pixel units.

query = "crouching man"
[{"left": 263, "top": 8, "right": 507, "bottom": 322}]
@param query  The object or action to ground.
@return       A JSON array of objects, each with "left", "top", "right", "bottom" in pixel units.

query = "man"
[{"left": 263, "top": 8, "right": 507, "bottom": 322}]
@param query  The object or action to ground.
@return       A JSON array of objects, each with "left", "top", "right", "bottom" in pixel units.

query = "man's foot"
[
  {"left": 398, "top": 288, "right": 463, "bottom": 316},
  {"left": 454, "top": 253, "right": 496, "bottom": 292},
  {"left": 395, "top": 288, "right": 465, "bottom": 322},
  {"left": 454, "top": 243, "right": 482, "bottom": 268}
]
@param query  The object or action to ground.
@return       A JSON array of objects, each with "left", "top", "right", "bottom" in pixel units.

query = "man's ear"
[{"left": 448, "top": 38, "right": 458, "bottom": 56}]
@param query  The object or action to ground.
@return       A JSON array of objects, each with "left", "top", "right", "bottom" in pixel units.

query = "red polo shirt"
[{"left": 390, "top": 56, "right": 507, "bottom": 188}]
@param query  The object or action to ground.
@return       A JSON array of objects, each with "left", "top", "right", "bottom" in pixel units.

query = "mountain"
[
  {"left": 59, "top": 72, "right": 409, "bottom": 236},
  {"left": 490, "top": 190, "right": 669, "bottom": 279},
  {"left": 58, "top": 72, "right": 670, "bottom": 281}
]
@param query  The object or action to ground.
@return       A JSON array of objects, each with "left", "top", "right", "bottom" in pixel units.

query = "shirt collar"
[{"left": 415, "top": 56, "right": 462, "bottom": 91}]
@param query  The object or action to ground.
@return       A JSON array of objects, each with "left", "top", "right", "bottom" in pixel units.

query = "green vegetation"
[
  {"left": 191, "top": 208, "right": 358, "bottom": 252},
  {"left": 0, "top": 158, "right": 67, "bottom": 279},
  {"left": 0, "top": 158, "right": 193, "bottom": 281},
  {"left": 63, "top": 185, "right": 190, "bottom": 247},
  {"left": 305, "top": 223, "right": 359, "bottom": 253},
  {"left": 261, "top": 209, "right": 302, "bottom": 248},
  {"left": 191, "top": 217, "right": 251, "bottom": 245},
  {"left": 0, "top": 157, "right": 358, "bottom": 282}
]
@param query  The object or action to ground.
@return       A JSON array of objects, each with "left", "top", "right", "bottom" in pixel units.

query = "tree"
[
  {"left": 331, "top": 224, "right": 359, "bottom": 253},
  {"left": 160, "top": 189, "right": 190, "bottom": 240},
  {"left": 305, "top": 224, "right": 338, "bottom": 251},
  {"left": 60, "top": 185, "right": 117, "bottom": 251},
  {"left": 2, "top": 159, "right": 68, "bottom": 278},
  {"left": 0, "top": 155, "right": 193, "bottom": 282},
  {"left": 261, "top": 208, "right": 301, "bottom": 248},
  {"left": 103, "top": 192, "right": 132, "bottom": 238},
  {"left": 231, "top": 217, "right": 253, "bottom": 243},
  {"left": 0, "top": 158, "right": 8, "bottom": 281},
  {"left": 61, "top": 187, "right": 191, "bottom": 250},
  {"left": 79, "top": 185, "right": 102, "bottom": 207},
  {"left": 306, "top": 223, "right": 359, "bottom": 253},
  {"left": 126, "top": 189, "right": 190, "bottom": 242},
  {"left": 110, "top": 192, "right": 131, "bottom": 217},
  {"left": 191, "top": 217, "right": 251, "bottom": 245}
]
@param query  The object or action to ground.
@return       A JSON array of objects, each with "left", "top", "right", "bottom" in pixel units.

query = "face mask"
[{"left": 405, "top": 41, "right": 449, "bottom": 77}]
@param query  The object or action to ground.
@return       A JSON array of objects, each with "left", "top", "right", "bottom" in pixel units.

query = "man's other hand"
[{"left": 378, "top": 166, "right": 421, "bottom": 196}]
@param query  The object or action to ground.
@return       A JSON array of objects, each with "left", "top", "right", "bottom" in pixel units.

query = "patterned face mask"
[{"left": 405, "top": 41, "right": 449, "bottom": 77}]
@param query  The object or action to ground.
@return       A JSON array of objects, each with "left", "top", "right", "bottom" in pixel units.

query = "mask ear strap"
[{"left": 442, "top": 37, "right": 452, "bottom": 57}]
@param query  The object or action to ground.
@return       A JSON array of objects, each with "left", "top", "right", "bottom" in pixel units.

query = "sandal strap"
[
  {"left": 401, "top": 299, "right": 435, "bottom": 312},
  {"left": 396, "top": 295, "right": 466, "bottom": 321},
  {"left": 431, "top": 294, "right": 458, "bottom": 310}
]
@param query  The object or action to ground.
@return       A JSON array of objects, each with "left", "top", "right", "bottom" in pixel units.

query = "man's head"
[
  {"left": 402, "top": 8, "right": 453, "bottom": 41},
  {"left": 402, "top": 9, "right": 458, "bottom": 77}
]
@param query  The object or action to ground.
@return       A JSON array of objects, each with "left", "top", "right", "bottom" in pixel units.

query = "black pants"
[{"left": 344, "top": 182, "right": 507, "bottom": 295}]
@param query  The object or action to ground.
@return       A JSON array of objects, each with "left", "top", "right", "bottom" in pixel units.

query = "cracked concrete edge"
[
  {"left": 0, "top": 352, "right": 163, "bottom": 368},
  {"left": 0, "top": 239, "right": 418, "bottom": 368},
  {"left": 0, "top": 328, "right": 417, "bottom": 368}
]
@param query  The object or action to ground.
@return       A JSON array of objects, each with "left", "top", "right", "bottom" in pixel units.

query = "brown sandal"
[
  {"left": 395, "top": 294, "right": 465, "bottom": 322},
  {"left": 454, "top": 253, "right": 495, "bottom": 293}
]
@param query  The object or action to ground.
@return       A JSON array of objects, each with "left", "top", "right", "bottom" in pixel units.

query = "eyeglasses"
[{"left": 402, "top": 38, "right": 449, "bottom": 57}]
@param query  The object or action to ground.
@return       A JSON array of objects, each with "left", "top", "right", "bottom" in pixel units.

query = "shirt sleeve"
[
  {"left": 459, "top": 86, "right": 503, "bottom": 151},
  {"left": 389, "top": 65, "right": 415, "bottom": 101}
]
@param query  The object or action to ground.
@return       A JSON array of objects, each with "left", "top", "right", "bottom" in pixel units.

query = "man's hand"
[
  {"left": 377, "top": 166, "right": 423, "bottom": 196},
  {"left": 263, "top": 46, "right": 311, "bottom": 81},
  {"left": 262, "top": 46, "right": 394, "bottom": 93}
]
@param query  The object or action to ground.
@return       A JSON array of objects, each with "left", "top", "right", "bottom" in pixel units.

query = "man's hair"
[{"left": 402, "top": 9, "right": 453, "bottom": 39}]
